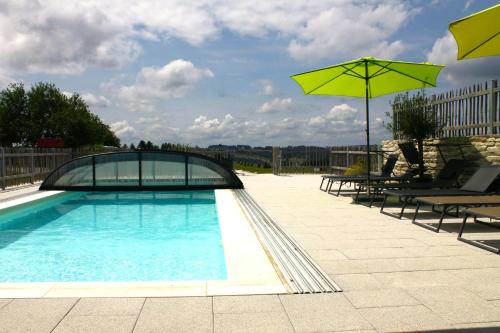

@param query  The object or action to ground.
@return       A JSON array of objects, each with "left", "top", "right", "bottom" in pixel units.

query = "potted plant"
[{"left": 386, "top": 91, "right": 442, "bottom": 180}]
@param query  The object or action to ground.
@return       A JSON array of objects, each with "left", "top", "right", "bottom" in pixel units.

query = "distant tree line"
[
  {"left": 124, "top": 140, "right": 194, "bottom": 151},
  {"left": 0, "top": 82, "right": 119, "bottom": 148}
]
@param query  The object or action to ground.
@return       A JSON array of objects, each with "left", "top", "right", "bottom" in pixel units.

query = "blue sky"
[{"left": 1, "top": 0, "right": 499, "bottom": 146}]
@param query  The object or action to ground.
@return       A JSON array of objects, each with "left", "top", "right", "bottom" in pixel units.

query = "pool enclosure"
[{"left": 40, "top": 151, "right": 244, "bottom": 191}]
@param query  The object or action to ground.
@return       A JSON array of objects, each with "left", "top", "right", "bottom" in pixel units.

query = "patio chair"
[
  {"left": 321, "top": 155, "right": 415, "bottom": 196},
  {"left": 412, "top": 195, "right": 500, "bottom": 232},
  {"left": 355, "top": 159, "right": 469, "bottom": 207},
  {"left": 379, "top": 165, "right": 500, "bottom": 219},
  {"left": 398, "top": 141, "right": 422, "bottom": 170},
  {"left": 459, "top": 207, "right": 500, "bottom": 254},
  {"left": 319, "top": 154, "right": 398, "bottom": 193}
]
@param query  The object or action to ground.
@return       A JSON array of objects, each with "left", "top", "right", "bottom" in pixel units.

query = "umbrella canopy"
[
  {"left": 449, "top": 4, "right": 500, "bottom": 60},
  {"left": 290, "top": 57, "right": 444, "bottom": 183}
]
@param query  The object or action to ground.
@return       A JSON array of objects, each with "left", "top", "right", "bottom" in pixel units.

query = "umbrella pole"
[{"left": 364, "top": 62, "right": 371, "bottom": 187}]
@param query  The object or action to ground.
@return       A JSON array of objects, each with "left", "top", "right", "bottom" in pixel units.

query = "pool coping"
[{"left": 0, "top": 189, "right": 287, "bottom": 298}]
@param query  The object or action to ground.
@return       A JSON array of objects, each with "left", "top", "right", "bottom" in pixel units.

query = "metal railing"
[{"left": 272, "top": 145, "right": 383, "bottom": 175}]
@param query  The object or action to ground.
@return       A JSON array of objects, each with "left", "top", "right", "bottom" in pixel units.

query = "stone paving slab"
[
  {"left": 344, "top": 289, "right": 421, "bottom": 308},
  {"left": 68, "top": 298, "right": 145, "bottom": 316},
  {"left": 358, "top": 305, "right": 451, "bottom": 332},
  {"left": 407, "top": 286, "right": 500, "bottom": 324},
  {"left": 53, "top": 315, "right": 137, "bottom": 333},
  {"left": 279, "top": 294, "right": 373, "bottom": 332},
  {"left": 213, "top": 295, "right": 283, "bottom": 313},
  {"left": 214, "top": 311, "right": 294, "bottom": 333},
  {"left": 133, "top": 297, "right": 213, "bottom": 333},
  {"left": 0, "top": 298, "right": 77, "bottom": 333}
]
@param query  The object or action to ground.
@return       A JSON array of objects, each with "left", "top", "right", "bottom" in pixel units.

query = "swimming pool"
[{"left": 0, "top": 191, "right": 227, "bottom": 283}]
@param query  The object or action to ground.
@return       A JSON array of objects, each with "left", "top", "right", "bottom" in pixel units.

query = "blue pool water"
[{"left": 0, "top": 191, "right": 227, "bottom": 282}]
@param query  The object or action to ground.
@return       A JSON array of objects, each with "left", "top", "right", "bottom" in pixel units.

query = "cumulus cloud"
[
  {"left": 117, "top": 59, "right": 213, "bottom": 112},
  {"left": 0, "top": 0, "right": 420, "bottom": 75},
  {"left": 325, "top": 103, "right": 358, "bottom": 123},
  {"left": 0, "top": 1, "right": 141, "bottom": 74},
  {"left": 257, "top": 97, "right": 293, "bottom": 113},
  {"left": 427, "top": 32, "right": 500, "bottom": 84},
  {"left": 81, "top": 93, "right": 111, "bottom": 108},
  {"left": 110, "top": 120, "right": 136, "bottom": 137},
  {"left": 287, "top": 2, "right": 413, "bottom": 61}
]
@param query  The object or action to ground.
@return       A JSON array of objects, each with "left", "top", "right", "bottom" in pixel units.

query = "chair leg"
[
  {"left": 327, "top": 179, "right": 333, "bottom": 193},
  {"left": 458, "top": 213, "right": 469, "bottom": 238},
  {"left": 411, "top": 201, "right": 421, "bottom": 223},
  {"left": 380, "top": 194, "right": 388, "bottom": 213},
  {"left": 458, "top": 213, "right": 500, "bottom": 254},
  {"left": 336, "top": 181, "right": 344, "bottom": 196},
  {"left": 320, "top": 177, "right": 325, "bottom": 190},
  {"left": 399, "top": 196, "right": 409, "bottom": 219},
  {"left": 354, "top": 184, "right": 362, "bottom": 202}
]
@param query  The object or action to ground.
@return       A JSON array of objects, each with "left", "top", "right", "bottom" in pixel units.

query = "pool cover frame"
[{"left": 40, "top": 151, "right": 244, "bottom": 191}]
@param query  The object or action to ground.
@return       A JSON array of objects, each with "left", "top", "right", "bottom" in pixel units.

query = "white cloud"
[
  {"left": 427, "top": 32, "right": 500, "bottom": 84},
  {"left": 258, "top": 79, "right": 275, "bottom": 96},
  {"left": 117, "top": 59, "right": 213, "bottom": 112},
  {"left": 0, "top": 1, "right": 141, "bottom": 74},
  {"left": 326, "top": 103, "right": 358, "bottom": 122},
  {"left": 257, "top": 97, "right": 293, "bottom": 113},
  {"left": 110, "top": 120, "right": 136, "bottom": 137},
  {"left": 287, "top": 2, "right": 414, "bottom": 61},
  {"left": 0, "top": 0, "right": 420, "bottom": 75},
  {"left": 81, "top": 93, "right": 111, "bottom": 108}
]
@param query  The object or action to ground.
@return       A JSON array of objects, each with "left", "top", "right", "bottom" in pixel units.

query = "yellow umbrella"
[{"left": 449, "top": 4, "right": 500, "bottom": 60}]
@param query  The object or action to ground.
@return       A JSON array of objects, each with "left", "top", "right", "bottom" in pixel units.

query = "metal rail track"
[{"left": 234, "top": 189, "right": 341, "bottom": 293}]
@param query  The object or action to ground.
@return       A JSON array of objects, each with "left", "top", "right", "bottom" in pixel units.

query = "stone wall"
[{"left": 381, "top": 135, "right": 500, "bottom": 179}]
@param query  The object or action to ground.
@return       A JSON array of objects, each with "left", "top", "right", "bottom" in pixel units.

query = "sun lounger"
[
  {"left": 319, "top": 155, "right": 398, "bottom": 196},
  {"left": 319, "top": 154, "right": 398, "bottom": 193},
  {"left": 355, "top": 159, "right": 469, "bottom": 207},
  {"left": 459, "top": 207, "right": 500, "bottom": 254},
  {"left": 412, "top": 195, "right": 500, "bottom": 232},
  {"left": 380, "top": 166, "right": 500, "bottom": 219}
]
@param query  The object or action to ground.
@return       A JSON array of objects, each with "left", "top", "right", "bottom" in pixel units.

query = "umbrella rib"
[
  {"left": 366, "top": 58, "right": 439, "bottom": 86},
  {"left": 367, "top": 62, "right": 392, "bottom": 78},
  {"left": 378, "top": 66, "right": 436, "bottom": 86},
  {"left": 305, "top": 63, "right": 364, "bottom": 94},
  {"left": 461, "top": 31, "right": 500, "bottom": 59}
]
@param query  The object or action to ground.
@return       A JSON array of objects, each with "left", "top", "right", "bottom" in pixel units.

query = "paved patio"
[{"left": 1, "top": 174, "right": 500, "bottom": 332}]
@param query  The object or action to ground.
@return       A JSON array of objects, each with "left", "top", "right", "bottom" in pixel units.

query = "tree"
[
  {"left": 387, "top": 91, "right": 441, "bottom": 179},
  {"left": 0, "top": 83, "right": 29, "bottom": 146},
  {"left": 0, "top": 81, "right": 120, "bottom": 148}
]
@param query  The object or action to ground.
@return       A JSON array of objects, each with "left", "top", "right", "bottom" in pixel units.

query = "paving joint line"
[
  {"left": 131, "top": 297, "right": 146, "bottom": 333},
  {"left": 50, "top": 297, "right": 80, "bottom": 333},
  {"left": 278, "top": 295, "right": 299, "bottom": 333}
]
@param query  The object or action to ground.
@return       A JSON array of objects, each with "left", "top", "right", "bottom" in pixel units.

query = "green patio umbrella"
[
  {"left": 290, "top": 56, "right": 444, "bottom": 184},
  {"left": 449, "top": 4, "right": 500, "bottom": 60}
]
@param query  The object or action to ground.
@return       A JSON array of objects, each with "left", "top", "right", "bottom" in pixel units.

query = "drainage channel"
[{"left": 234, "top": 189, "right": 342, "bottom": 294}]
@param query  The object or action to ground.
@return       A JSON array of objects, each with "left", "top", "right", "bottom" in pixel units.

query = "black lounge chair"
[
  {"left": 319, "top": 154, "right": 399, "bottom": 195},
  {"left": 380, "top": 165, "right": 500, "bottom": 219},
  {"left": 412, "top": 195, "right": 500, "bottom": 232},
  {"left": 355, "top": 159, "right": 469, "bottom": 207},
  {"left": 398, "top": 141, "right": 422, "bottom": 170},
  {"left": 459, "top": 207, "right": 500, "bottom": 254}
]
